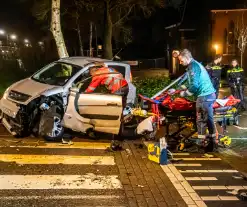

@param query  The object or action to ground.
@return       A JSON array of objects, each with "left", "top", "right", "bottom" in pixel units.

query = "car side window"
[
  {"left": 107, "top": 65, "right": 126, "bottom": 78},
  {"left": 72, "top": 74, "right": 108, "bottom": 94}
]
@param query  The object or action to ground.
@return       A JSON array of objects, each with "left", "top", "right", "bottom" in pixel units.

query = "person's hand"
[
  {"left": 167, "top": 88, "right": 176, "bottom": 95},
  {"left": 180, "top": 91, "right": 186, "bottom": 97}
]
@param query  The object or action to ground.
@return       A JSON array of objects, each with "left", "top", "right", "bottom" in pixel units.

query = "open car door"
[
  {"left": 63, "top": 88, "right": 123, "bottom": 135},
  {"left": 77, "top": 93, "right": 122, "bottom": 134}
]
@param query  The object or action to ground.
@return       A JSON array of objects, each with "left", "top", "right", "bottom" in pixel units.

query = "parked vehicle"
[{"left": 0, "top": 57, "right": 136, "bottom": 141}]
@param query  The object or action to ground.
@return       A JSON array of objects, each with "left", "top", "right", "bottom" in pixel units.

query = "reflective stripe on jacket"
[
  {"left": 85, "top": 67, "right": 128, "bottom": 93},
  {"left": 205, "top": 63, "right": 222, "bottom": 79},
  {"left": 227, "top": 67, "right": 244, "bottom": 85}
]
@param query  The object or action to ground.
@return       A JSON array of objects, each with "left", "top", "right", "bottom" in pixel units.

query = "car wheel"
[
  {"left": 43, "top": 115, "right": 64, "bottom": 142},
  {"left": 39, "top": 107, "right": 64, "bottom": 142},
  {"left": 233, "top": 116, "right": 239, "bottom": 126}
]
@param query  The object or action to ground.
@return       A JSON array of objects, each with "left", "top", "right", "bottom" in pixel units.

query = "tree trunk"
[
  {"left": 89, "top": 21, "right": 93, "bottom": 57},
  {"left": 103, "top": 1, "right": 113, "bottom": 59},
  {"left": 51, "top": 0, "right": 69, "bottom": 58},
  {"left": 77, "top": 21, "right": 84, "bottom": 56}
]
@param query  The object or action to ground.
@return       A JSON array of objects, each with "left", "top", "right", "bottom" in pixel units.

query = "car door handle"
[{"left": 107, "top": 103, "right": 118, "bottom": 106}]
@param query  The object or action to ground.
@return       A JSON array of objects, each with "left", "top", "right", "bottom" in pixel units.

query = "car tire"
[
  {"left": 39, "top": 106, "right": 64, "bottom": 142},
  {"left": 233, "top": 116, "right": 239, "bottom": 126}
]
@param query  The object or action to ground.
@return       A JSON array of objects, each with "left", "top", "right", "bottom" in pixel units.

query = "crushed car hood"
[{"left": 8, "top": 78, "right": 62, "bottom": 104}]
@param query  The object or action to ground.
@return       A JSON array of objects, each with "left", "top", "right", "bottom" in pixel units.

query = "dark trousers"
[
  {"left": 211, "top": 78, "right": 220, "bottom": 98},
  {"left": 113, "top": 85, "right": 129, "bottom": 142},
  {"left": 230, "top": 83, "right": 245, "bottom": 110},
  {"left": 196, "top": 93, "right": 216, "bottom": 150},
  {"left": 114, "top": 85, "right": 129, "bottom": 109}
]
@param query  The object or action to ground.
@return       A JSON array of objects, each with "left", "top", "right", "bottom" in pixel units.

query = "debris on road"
[
  {"left": 125, "top": 148, "right": 132, "bottom": 155},
  {"left": 226, "top": 189, "right": 239, "bottom": 195},
  {"left": 239, "top": 191, "right": 247, "bottom": 201},
  {"left": 61, "top": 138, "right": 73, "bottom": 145}
]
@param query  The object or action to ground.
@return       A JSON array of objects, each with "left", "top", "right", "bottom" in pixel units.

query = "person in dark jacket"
[
  {"left": 178, "top": 49, "right": 217, "bottom": 152},
  {"left": 205, "top": 55, "right": 222, "bottom": 98},
  {"left": 227, "top": 59, "right": 246, "bottom": 111}
]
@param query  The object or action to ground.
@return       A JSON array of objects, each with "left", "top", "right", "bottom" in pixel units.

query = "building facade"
[{"left": 211, "top": 9, "right": 247, "bottom": 68}]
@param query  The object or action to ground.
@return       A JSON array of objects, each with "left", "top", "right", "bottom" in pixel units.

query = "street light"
[
  {"left": 38, "top": 41, "right": 43, "bottom": 46},
  {"left": 24, "top": 39, "right": 29, "bottom": 43},
  {"left": 10, "top": 34, "right": 17, "bottom": 40},
  {"left": 0, "top": 30, "right": 5, "bottom": 35},
  {"left": 213, "top": 44, "right": 219, "bottom": 54}
]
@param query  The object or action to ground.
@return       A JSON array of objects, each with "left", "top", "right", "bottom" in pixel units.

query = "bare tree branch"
[
  {"left": 113, "top": 5, "right": 135, "bottom": 26},
  {"left": 234, "top": 11, "right": 247, "bottom": 66}
]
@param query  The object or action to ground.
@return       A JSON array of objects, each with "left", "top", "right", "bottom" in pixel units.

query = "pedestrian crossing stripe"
[
  {"left": 0, "top": 195, "right": 123, "bottom": 202},
  {"left": 180, "top": 170, "right": 238, "bottom": 173},
  {"left": 185, "top": 177, "right": 218, "bottom": 181},
  {"left": 1, "top": 142, "right": 111, "bottom": 150},
  {"left": 0, "top": 175, "right": 122, "bottom": 189},
  {"left": 192, "top": 186, "right": 247, "bottom": 190},
  {"left": 173, "top": 158, "right": 221, "bottom": 160},
  {"left": 174, "top": 164, "right": 202, "bottom": 167},
  {"left": 201, "top": 196, "right": 239, "bottom": 201},
  {"left": 172, "top": 153, "right": 190, "bottom": 156},
  {"left": 0, "top": 154, "right": 115, "bottom": 165}
]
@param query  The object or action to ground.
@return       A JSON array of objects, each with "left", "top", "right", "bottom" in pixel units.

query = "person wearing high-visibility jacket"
[
  {"left": 85, "top": 64, "right": 129, "bottom": 107},
  {"left": 177, "top": 49, "right": 217, "bottom": 152},
  {"left": 205, "top": 55, "right": 222, "bottom": 98},
  {"left": 227, "top": 59, "right": 246, "bottom": 111},
  {"left": 85, "top": 63, "right": 130, "bottom": 151}
]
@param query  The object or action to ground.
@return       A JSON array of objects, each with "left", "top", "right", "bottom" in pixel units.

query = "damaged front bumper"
[{"left": 0, "top": 97, "right": 20, "bottom": 135}]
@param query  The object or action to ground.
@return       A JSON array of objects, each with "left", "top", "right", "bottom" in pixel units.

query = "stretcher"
[{"left": 136, "top": 91, "right": 240, "bottom": 151}]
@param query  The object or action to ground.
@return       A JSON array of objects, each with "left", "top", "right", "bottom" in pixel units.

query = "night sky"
[{"left": 0, "top": 0, "right": 244, "bottom": 58}]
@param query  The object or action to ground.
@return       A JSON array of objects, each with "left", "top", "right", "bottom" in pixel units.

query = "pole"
[
  {"left": 151, "top": 75, "right": 185, "bottom": 99},
  {"left": 95, "top": 24, "right": 98, "bottom": 57}
]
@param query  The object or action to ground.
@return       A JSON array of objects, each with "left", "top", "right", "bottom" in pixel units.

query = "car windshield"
[{"left": 32, "top": 62, "right": 81, "bottom": 86}]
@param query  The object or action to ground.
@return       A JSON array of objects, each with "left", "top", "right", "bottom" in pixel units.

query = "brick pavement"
[{"left": 115, "top": 140, "right": 187, "bottom": 207}]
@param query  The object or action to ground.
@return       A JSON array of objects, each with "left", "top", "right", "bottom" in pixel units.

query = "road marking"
[
  {"left": 201, "top": 196, "right": 220, "bottom": 201},
  {"left": 230, "top": 137, "right": 247, "bottom": 140},
  {"left": 192, "top": 186, "right": 210, "bottom": 190},
  {"left": 173, "top": 158, "right": 221, "bottom": 161},
  {"left": 174, "top": 164, "right": 202, "bottom": 167},
  {"left": 0, "top": 154, "right": 115, "bottom": 165},
  {"left": 144, "top": 142, "right": 207, "bottom": 206},
  {"left": 192, "top": 186, "right": 246, "bottom": 190},
  {"left": 201, "top": 196, "right": 239, "bottom": 201},
  {"left": 180, "top": 170, "right": 238, "bottom": 173},
  {"left": 172, "top": 153, "right": 190, "bottom": 156},
  {"left": 185, "top": 177, "right": 218, "bottom": 181},
  {"left": 0, "top": 195, "right": 121, "bottom": 200},
  {"left": 0, "top": 142, "right": 111, "bottom": 150},
  {"left": 0, "top": 175, "right": 122, "bottom": 189},
  {"left": 233, "top": 126, "right": 247, "bottom": 130},
  {"left": 0, "top": 195, "right": 122, "bottom": 201},
  {"left": 160, "top": 165, "right": 207, "bottom": 206}
]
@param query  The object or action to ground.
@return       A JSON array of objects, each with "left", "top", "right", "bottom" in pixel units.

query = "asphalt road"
[
  {"left": 0, "top": 86, "right": 246, "bottom": 206},
  {"left": 1, "top": 128, "right": 247, "bottom": 206},
  {"left": 0, "top": 131, "right": 128, "bottom": 207}
]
